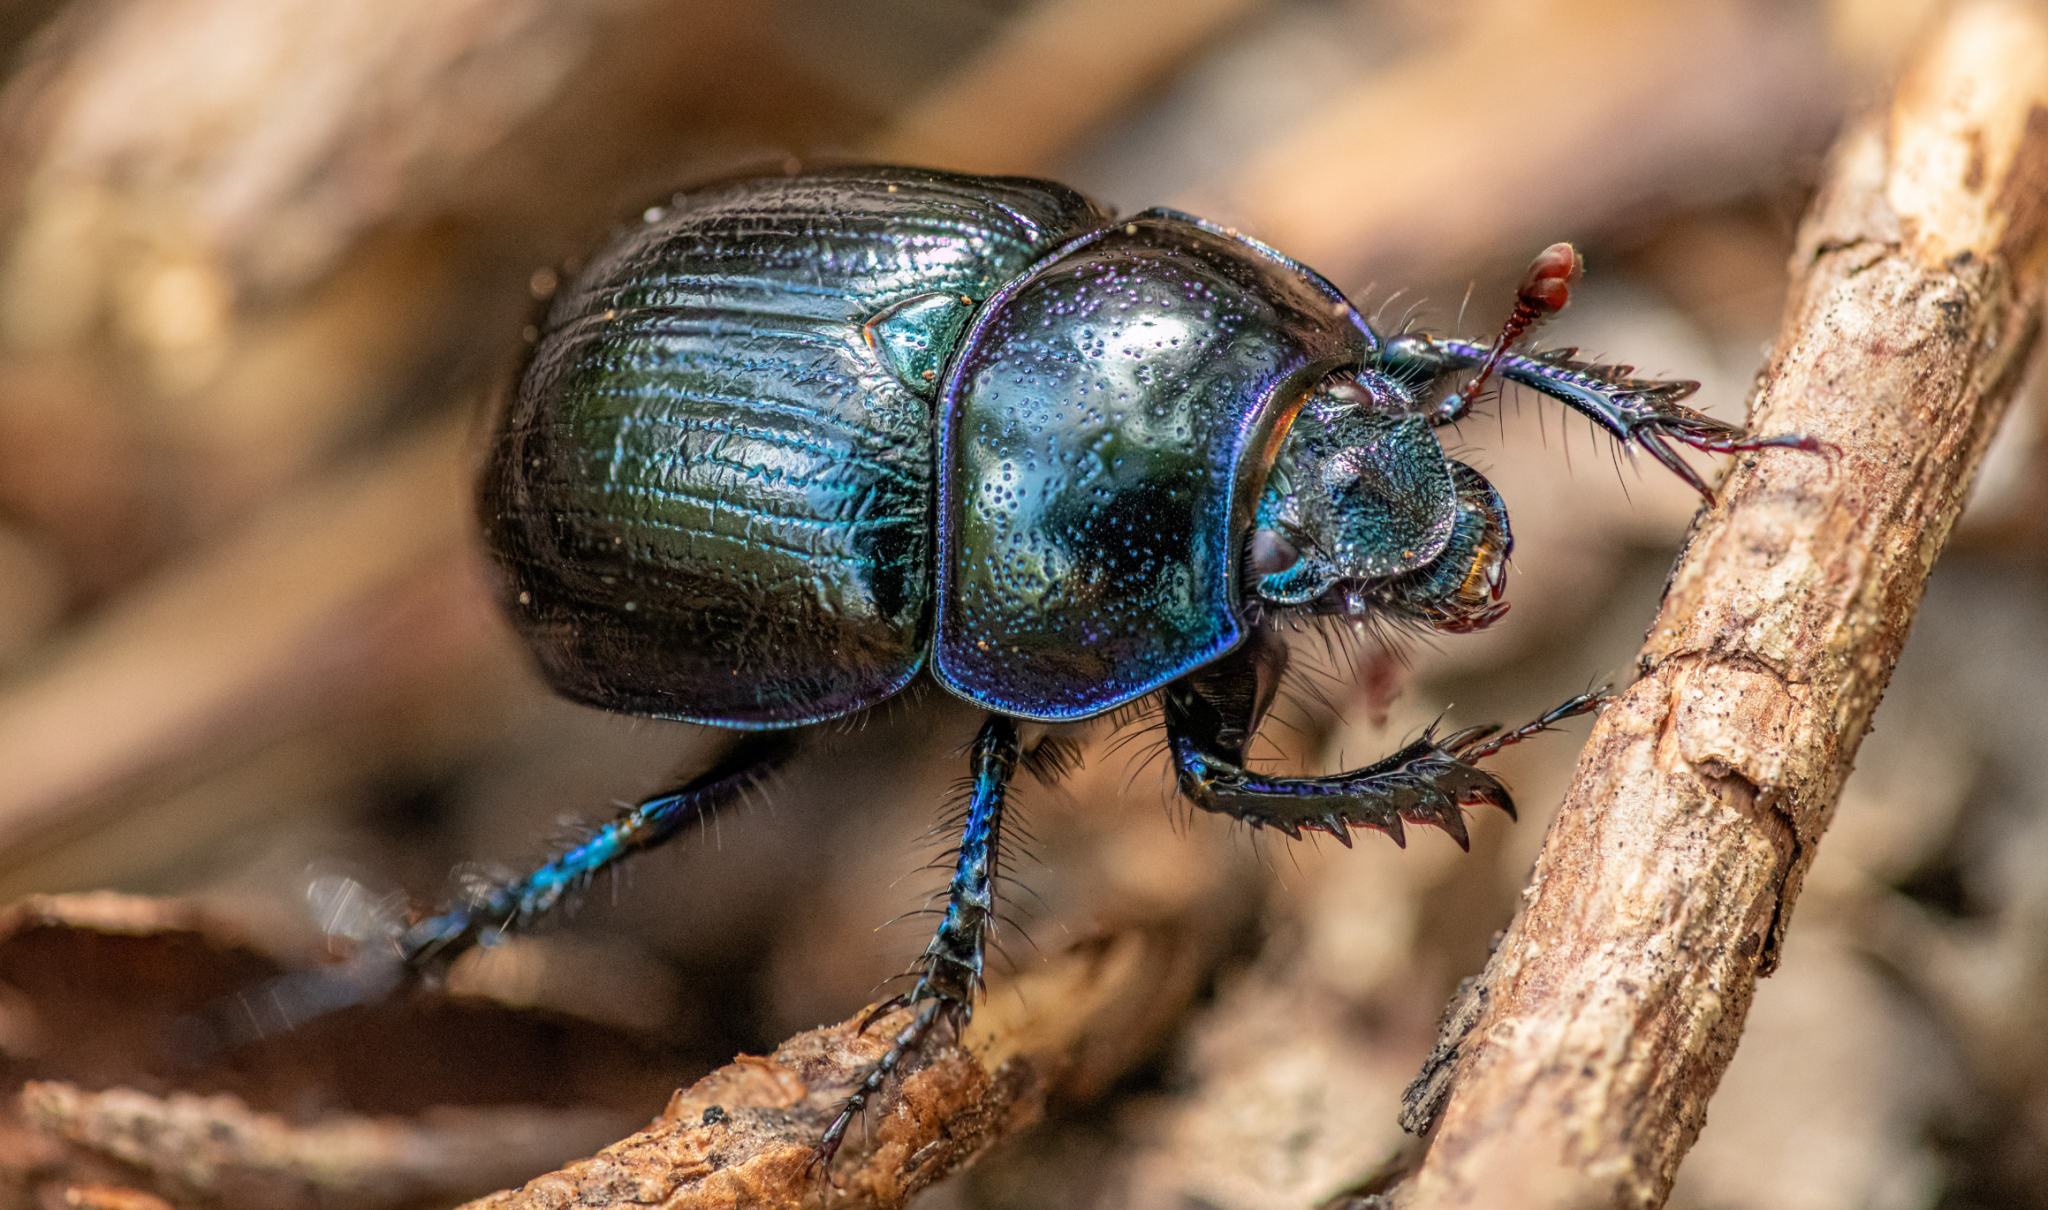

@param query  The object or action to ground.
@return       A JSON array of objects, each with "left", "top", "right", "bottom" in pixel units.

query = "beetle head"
[
  {"left": 1249, "top": 378, "right": 1510, "bottom": 633},
  {"left": 1371, "top": 462, "right": 1512, "bottom": 632}
]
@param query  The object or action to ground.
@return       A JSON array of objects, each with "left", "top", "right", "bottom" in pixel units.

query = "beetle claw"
[{"left": 855, "top": 994, "right": 910, "bottom": 1036}]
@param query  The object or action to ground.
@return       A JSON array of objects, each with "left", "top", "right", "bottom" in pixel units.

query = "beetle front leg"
[
  {"left": 1386, "top": 333, "right": 1819, "bottom": 499},
  {"left": 1373, "top": 241, "right": 1817, "bottom": 499},
  {"left": 814, "top": 714, "right": 1020, "bottom": 1170},
  {"left": 1167, "top": 687, "right": 1501, "bottom": 851},
  {"left": 1165, "top": 632, "right": 1604, "bottom": 849}
]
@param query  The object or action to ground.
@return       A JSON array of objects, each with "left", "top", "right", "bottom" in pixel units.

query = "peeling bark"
[{"left": 1391, "top": 3, "right": 2048, "bottom": 1207}]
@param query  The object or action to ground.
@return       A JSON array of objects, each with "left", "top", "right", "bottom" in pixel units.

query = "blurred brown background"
[{"left": 0, "top": 0, "right": 2041, "bottom": 1206}]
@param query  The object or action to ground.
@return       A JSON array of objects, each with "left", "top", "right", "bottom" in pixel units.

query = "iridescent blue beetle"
[{"left": 404, "top": 166, "right": 1808, "bottom": 1157}]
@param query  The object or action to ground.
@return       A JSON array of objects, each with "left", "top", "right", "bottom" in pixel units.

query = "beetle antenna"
[{"left": 1435, "top": 243, "right": 1582, "bottom": 426}]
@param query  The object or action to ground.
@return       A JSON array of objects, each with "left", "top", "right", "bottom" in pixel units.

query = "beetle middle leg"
[
  {"left": 1165, "top": 627, "right": 1600, "bottom": 848},
  {"left": 814, "top": 714, "right": 1020, "bottom": 1170}
]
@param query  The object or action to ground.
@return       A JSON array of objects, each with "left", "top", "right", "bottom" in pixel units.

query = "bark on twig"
[
  {"left": 1391, "top": 3, "right": 2048, "bottom": 1206},
  {"left": 22, "top": 1082, "right": 628, "bottom": 1208},
  {"left": 458, "top": 921, "right": 1208, "bottom": 1210},
  {"left": 0, "top": 892, "right": 671, "bottom": 1209}
]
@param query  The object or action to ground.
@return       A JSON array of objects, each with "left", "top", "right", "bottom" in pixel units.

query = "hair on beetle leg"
[
  {"left": 1393, "top": 297, "right": 1430, "bottom": 339},
  {"left": 1098, "top": 691, "right": 1164, "bottom": 736},
  {"left": 1250, "top": 697, "right": 1314, "bottom": 751},
  {"left": 984, "top": 910, "right": 1044, "bottom": 981},
  {"left": 304, "top": 872, "right": 412, "bottom": 957},
  {"left": 1020, "top": 735, "right": 1086, "bottom": 786},
  {"left": 1104, "top": 718, "right": 1185, "bottom": 834},
  {"left": 1102, "top": 703, "right": 1168, "bottom": 762}
]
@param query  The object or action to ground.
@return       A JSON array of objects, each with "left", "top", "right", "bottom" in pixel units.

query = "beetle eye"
[{"left": 1247, "top": 528, "right": 1301, "bottom": 576}]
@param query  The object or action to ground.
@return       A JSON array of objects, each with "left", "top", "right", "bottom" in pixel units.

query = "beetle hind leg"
[
  {"left": 400, "top": 729, "right": 802, "bottom": 972},
  {"left": 174, "top": 730, "right": 804, "bottom": 1059},
  {"left": 814, "top": 715, "right": 1020, "bottom": 1171}
]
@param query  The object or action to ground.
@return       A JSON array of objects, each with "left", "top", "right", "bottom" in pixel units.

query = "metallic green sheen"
[
  {"left": 866, "top": 291, "right": 978, "bottom": 400},
  {"left": 932, "top": 212, "right": 1375, "bottom": 721},
  {"left": 483, "top": 167, "right": 1108, "bottom": 726}
]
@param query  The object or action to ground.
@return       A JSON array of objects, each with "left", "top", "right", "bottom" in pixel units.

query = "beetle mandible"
[{"left": 394, "top": 165, "right": 1809, "bottom": 1159}]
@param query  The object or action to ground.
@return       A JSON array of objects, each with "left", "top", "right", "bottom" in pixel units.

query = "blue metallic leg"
[
  {"left": 1165, "top": 629, "right": 1602, "bottom": 849},
  {"left": 814, "top": 714, "right": 1019, "bottom": 1169},
  {"left": 177, "top": 731, "right": 802, "bottom": 1059},
  {"left": 402, "top": 729, "right": 800, "bottom": 971}
]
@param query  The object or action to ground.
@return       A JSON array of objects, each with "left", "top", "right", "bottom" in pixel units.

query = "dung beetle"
[{"left": 389, "top": 165, "right": 1808, "bottom": 1159}]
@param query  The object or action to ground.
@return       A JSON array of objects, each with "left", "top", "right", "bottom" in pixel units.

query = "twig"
[
  {"left": 1390, "top": 3, "right": 2048, "bottom": 1206},
  {"left": 863, "top": 0, "right": 1269, "bottom": 175},
  {"left": 1205, "top": 0, "right": 1840, "bottom": 288},
  {"left": 22, "top": 1082, "right": 630, "bottom": 1208},
  {"left": 458, "top": 921, "right": 1212, "bottom": 1210}
]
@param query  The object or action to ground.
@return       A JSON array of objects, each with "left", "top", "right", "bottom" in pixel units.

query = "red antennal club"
[{"left": 1435, "top": 242, "right": 1582, "bottom": 424}]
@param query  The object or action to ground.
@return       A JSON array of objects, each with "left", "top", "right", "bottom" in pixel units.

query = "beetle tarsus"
[
  {"left": 810, "top": 997, "right": 954, "bottom": 1178},
  {"left": 1452, "top": 689, "right": 1610, "bottom": 765},
  {"left": 811, "top": 716, "right": 1019, "bottom": 1172}
]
